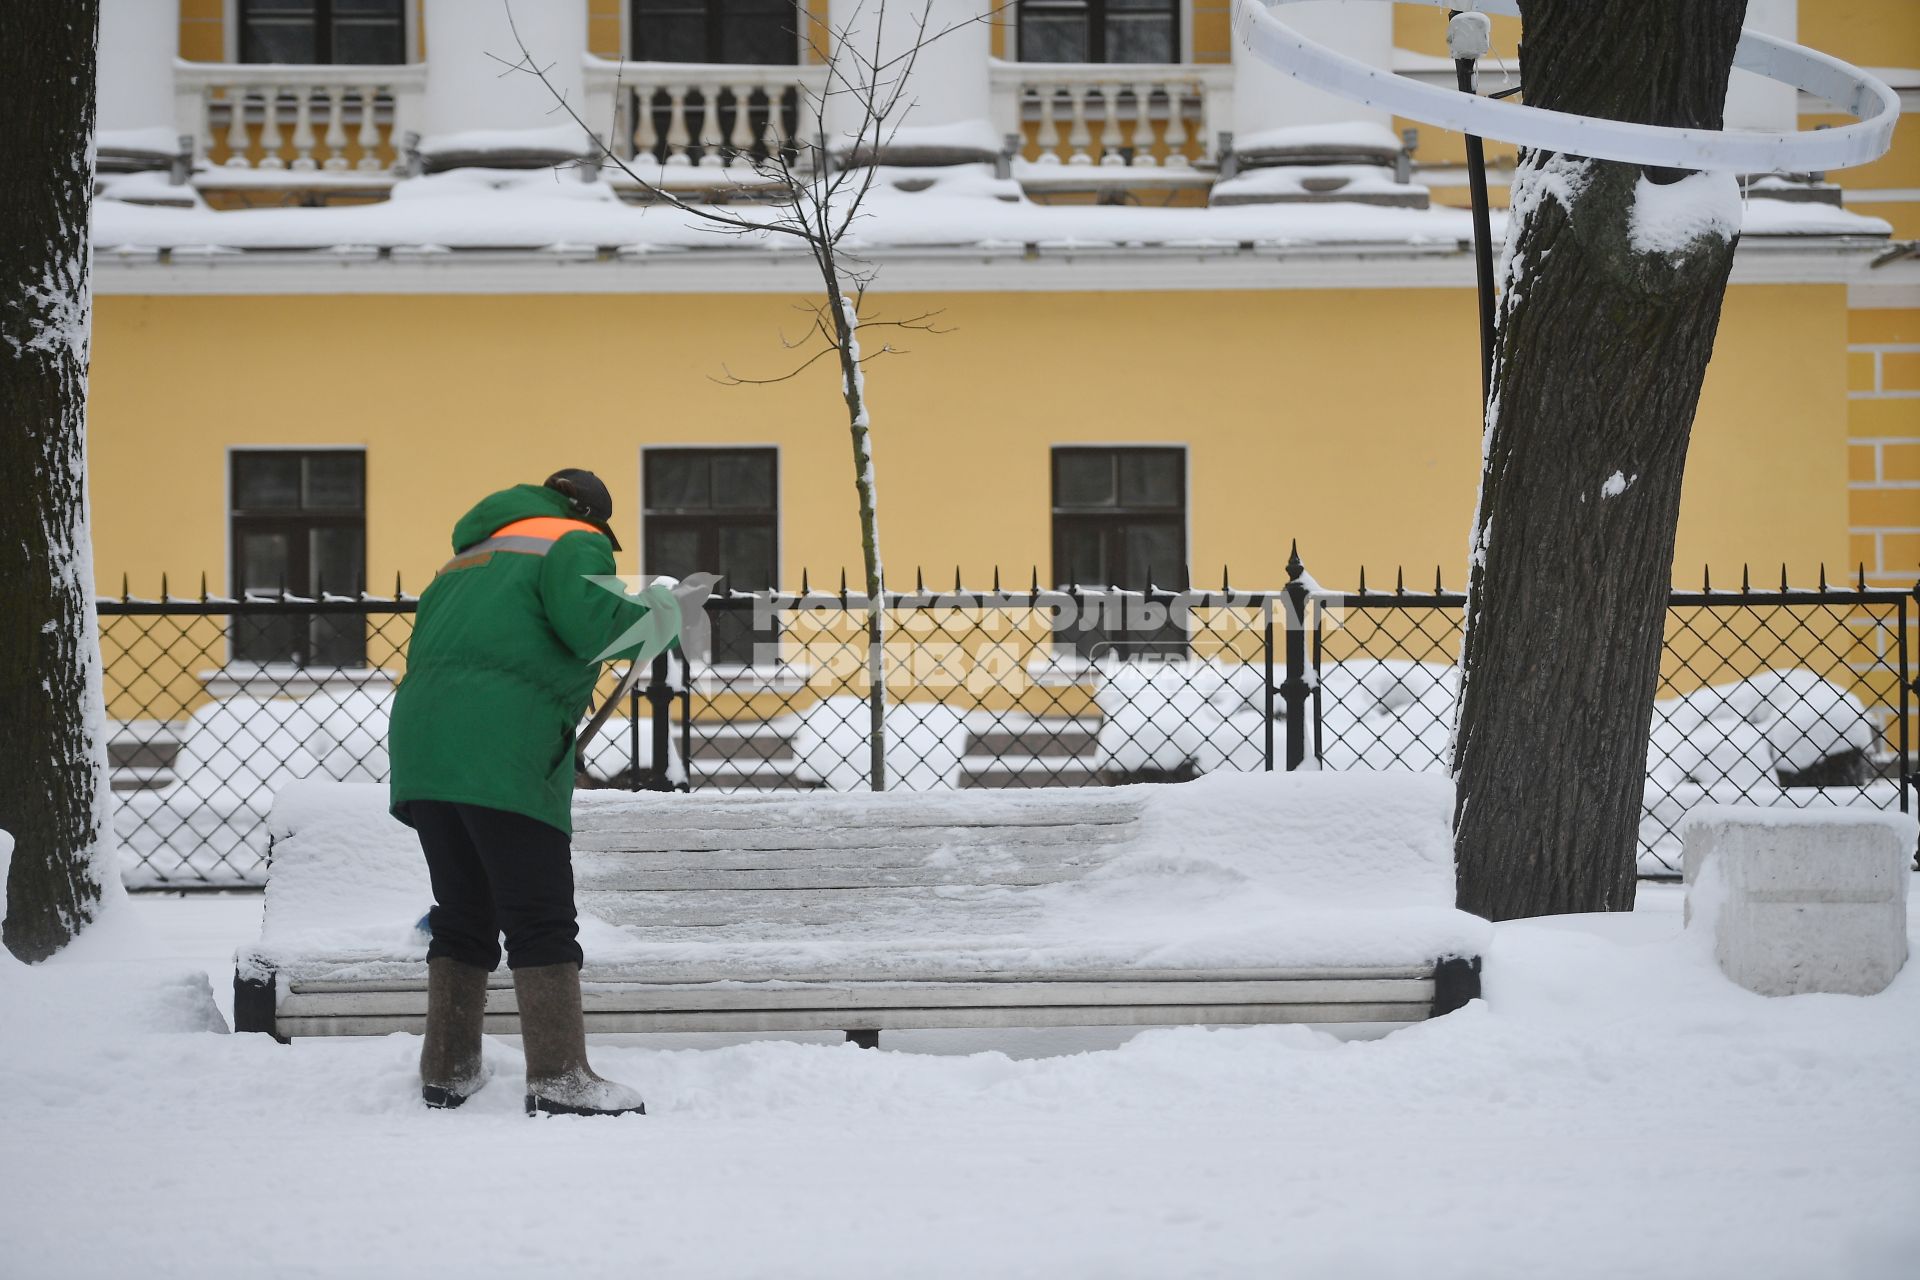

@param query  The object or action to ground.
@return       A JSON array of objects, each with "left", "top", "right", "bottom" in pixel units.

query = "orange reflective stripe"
[{"left": 491, "top": 517, "right": 604, "bottom": 541}]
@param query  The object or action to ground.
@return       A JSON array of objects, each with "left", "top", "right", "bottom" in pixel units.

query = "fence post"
[
  {"left": 1904, "top": 584, "right": 1914, "bottom": 867},
  {"left": 645, "top": 651, "right": 675, "bottom": 793},
  {"left": 1263, "top": 592, "right": 1276, "bottom": 772},
  {"left": 1281, "top": 543, "right": 1311, "bottom": 771},
  {"left": 627, "top": 686, "right": 642, "bottom": 792},
  {"left": 678, "top": 650, "right": 693, "bottom": 794}
]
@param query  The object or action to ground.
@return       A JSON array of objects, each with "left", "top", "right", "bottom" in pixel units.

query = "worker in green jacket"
[{"left": 390, "top": 469, "right": 678, "bottom": 1117}]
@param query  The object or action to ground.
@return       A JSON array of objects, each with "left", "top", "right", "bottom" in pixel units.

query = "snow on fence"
[{"left": 98, "top": 556, "right": 1915, "bottom": 887}]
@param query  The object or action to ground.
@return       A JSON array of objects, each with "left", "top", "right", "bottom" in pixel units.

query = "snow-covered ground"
[{"left": 4, "top": 883, "right": 1916, "bottom": 1279}]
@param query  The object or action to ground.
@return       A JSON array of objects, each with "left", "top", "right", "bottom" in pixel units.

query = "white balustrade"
[
  {"left": 172, "top": 61, "right": 426, "bottom": 174},
  {"left": 989, "top": 60, "right": 1234, "bottom": 171},
  {"left": 583, "top": 56, "right": 831, "bottom": 172}
]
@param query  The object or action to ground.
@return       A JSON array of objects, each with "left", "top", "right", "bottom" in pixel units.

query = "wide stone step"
[
  {"left": 958, "top": 759, "right": 1106, "bottom": 789},
  {"left": 966, "top": 722, "right": 1101, "bottom": 759}
]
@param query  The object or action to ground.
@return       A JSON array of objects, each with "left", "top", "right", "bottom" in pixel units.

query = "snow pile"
[
  {"left": 1649, "top": 669, "right": 1874, "bottom": 787},
  {"left": 1093, "top": 659, "right": 1266, "bottom": 775},
  {"left": 1233, "top": 121, "right": 1405, "bottom": 156},
  {"left": 415, "top": 123, "right": 592, "bottom": 160},
  {"left": 1629, "top": 169, "right": 1742, "bottom": 256},
  {"left": 4, "top": 884, "right": 1918, "bottom": 1277},
  {"left": 1209, "top": 163, "right": 1425, "bottom": 204}
]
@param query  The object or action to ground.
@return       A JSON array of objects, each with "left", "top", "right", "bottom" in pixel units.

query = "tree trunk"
[
  {"left": 1453, "top": 0, "right": 1748, "bottom": 920},
  {"left": 1, "top": 1, "right": 112, "bottom": 961},
  {"left": 829, "top": 288, "right": 888, "bottom": 792}
]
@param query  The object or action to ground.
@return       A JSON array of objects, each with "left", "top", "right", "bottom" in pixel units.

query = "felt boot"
[
  {"left": 513, "top": 962, "right": 646, "bottom": 1117},
  {"left": 420, "top": 956, "right": 492, "bottom": 1108}
]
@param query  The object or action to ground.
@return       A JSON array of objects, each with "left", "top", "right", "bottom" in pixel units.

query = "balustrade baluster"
[
  {"left": 664, "top": 86, "right": 692, "bottom": 164},
  {"left": 1034, "top": 84, "right": 1060, "bottom": 164},
  {"left": 633, "top": 86, "right": 660, "bottom": 161},
  {"left": 790, "top": 85, "right": 818, "bottom": 165},
  {"left": 354, "top": 86, "right": 382, "bottom": 171},
  {"left": 609, "top": 90, "right": 631, "bottom": 162},
  {"left": 290, "top": 87, "right": 317, "bottom": 170},
  {"left": 696, "top": 82, "right": 726, "bottom": 166},
  {"left": 1162, "top": 81, "right": 1191, "bottom": 167},
  {"left": 1065, "top": 83, "right": 1092, "bottom": 164},
  {"left": 222, "top": 86, "right": 251, "bottom": 168},
  {"left": 1096, "top": 82, "right": 1124, "bottom": 166},
  {"left": 258, "top": 87, "right": 285, "bottom": 169},
  {"left": 723, "top": 84, "right": 754, "bottom": 165},
  {"left": 1130, "top": 82, "right": 1159, "bottom": 167},
  {"left": 322, "top": 85, "right": 349, "bottom": 170}
]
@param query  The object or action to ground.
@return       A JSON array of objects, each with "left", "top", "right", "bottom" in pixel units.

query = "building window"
[
  {"left": 644, "top": 448, "right": 778, "bottom": 665},
  {"left": 230, "top": 449, "right": 367, "bottom": 667},
  {"left": 1052, "top": 446, "right": 1186, "bottom": 659},
  {"left": 239, "top": 0, "right": 407, "bottom": 65},
  {"left": 631, "top": 0, "right": 799, "bottom": 64},
  {"left": 1017, "top": 0, "right": 1180, "bottom": 63}
]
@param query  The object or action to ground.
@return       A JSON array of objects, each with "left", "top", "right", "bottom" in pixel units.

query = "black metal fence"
[{"left": 101, "top": 556, "right": 1914, "bottom": 887}]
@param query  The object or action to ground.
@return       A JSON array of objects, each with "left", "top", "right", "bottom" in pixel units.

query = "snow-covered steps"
[
  {"left": 958, "top": 716, "right": 1103, "bottom": 788},
  {"left": 237, "top": 773, "right": 1489, "bottom": 1042}
]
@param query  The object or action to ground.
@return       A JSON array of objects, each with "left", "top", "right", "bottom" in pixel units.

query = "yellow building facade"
[{"left": 87, "top": 1, "right": 1917, "bottom": 750}]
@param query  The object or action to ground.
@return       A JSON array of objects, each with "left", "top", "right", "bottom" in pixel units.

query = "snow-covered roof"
[{"left": 93, "top": 162, "right": 1892, "bottom": 261}]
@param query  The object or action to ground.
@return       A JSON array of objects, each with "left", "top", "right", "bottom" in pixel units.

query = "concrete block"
[{"left": 1682, "top": 805, "right": 1914, "bottom": 997}]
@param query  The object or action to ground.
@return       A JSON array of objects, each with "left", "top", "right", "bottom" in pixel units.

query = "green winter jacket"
[{"left": 389, "top": 484, "right": 667, "bottom": 834}]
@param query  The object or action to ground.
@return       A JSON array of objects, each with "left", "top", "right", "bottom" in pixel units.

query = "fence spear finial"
[
  {"left": 839, "top": 568, "right": 848, "bottom": 601},
  {"left": 199, "top": 571, "right": 208, "bottom": 603},
  {"left": 954, "top": 565, "right": 962, "bottom": 593},
  {"left": 1358, "top": 565, "right": 1367, "bottom": 595},
  {"left": 1286, "top": 540, "right": 1304, "bottom": 580},
  {"left": 1742, "top": 563, "right": 1750, "bottom": 591},
  {"left": 1434, "top": 566, "right": 1443, "bottom": 593},
  {"left": 993, "top": 564, "right": 1001, "bottom": 593},
  {"left": 1703, "top": 564, "right": 1711, "bottom": 592},
  {"left": 395, "top": 571, "right": 403, "bottom": 600},
  {"left": 1396, "top": 566, "right": 1405, "bottom": 594},
  {"left": 161, "top": 572, "right": 170, "bottom": 601},
  {"left": 915, "top": 565, "right": 924, "bottom": 593},
  {"left": 1858, "top": 562, "right": 1867, "bottom": 591},
  {"left": 801, "top": 568, "right": 811, "bottom": 595},
  {"left": 1221, "top": 564, "right": 1231, "bottom": 592},
  {"left": 1780, "top": 563, "right": 1789, "bottom": 592},
  {"left": 1819, "top": 562, "right": 1828, "bottom": 590},
  {"left": 120, "top": 572, "right": 129, "bottom": 602},
  {"left": 1031, "top": 565, "right": 1040, "bottom": 594}
]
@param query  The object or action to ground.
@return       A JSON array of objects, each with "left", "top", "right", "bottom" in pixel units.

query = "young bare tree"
[
  {"left": 504, "top": 0, "right": 976, "bottom": 791},
  {"left": 1453, "top": 0, "right": 1749, "bottom": 919},
  {"left": 1, "top": 0, "right": 114, "bottom": 961}
]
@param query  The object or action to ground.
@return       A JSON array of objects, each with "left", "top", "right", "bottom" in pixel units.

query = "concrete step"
[
  {"left": 965, "top": 721, "right": 1101, "bottom": 759},
  {"left": 957, "top": 758, "right": 1105, "bottom": 789}
]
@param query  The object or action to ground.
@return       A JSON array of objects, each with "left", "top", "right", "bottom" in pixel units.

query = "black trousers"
[{"left": 407, "top": 800, "right": 583, "bottom": 971}]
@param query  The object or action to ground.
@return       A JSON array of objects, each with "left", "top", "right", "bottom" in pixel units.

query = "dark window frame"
[
  {"left": 628, "top": 0, "right": 802, "bottom": 65},
  {"left": 238, "top": 0, "right": 408, "bottom": 66},
  {"left": 1015, "top": 0, "right": 1182, "bottom": 64},
  {"left": 229, "top": 448, "right": 368, "bottom": 667},
  {"left": 643, "top": 447, "right": 781, "bottom": 666},
  {"left": 1051, "top": 445, "right": 1188, "bottom": 659}
]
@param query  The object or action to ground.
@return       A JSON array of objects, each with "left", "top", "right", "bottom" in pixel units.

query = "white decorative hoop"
[{"left": 1237, "top": 0, "right": 1898, "bottom": 172}]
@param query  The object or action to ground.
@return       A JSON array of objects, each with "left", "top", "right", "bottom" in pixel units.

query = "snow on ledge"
[{"left": 87, "top": 160, "right": 1892, "bottom": 261}]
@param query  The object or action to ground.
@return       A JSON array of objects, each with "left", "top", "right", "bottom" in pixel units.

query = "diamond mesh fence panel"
[
  {"left": 99, "top": 592, "right": 663, "bottom": 887},
  {"left": 100, "top": 575, "right": 1912, "bottom": 887},
  {"left": 683, "top": 588, "right": 1279, "bottom": 792},
  {"left": 1312, "top": 582, "right": 1914, "bottom": 876}
]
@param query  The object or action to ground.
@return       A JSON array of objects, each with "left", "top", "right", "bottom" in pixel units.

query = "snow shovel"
[{"left": 575, "top": 573, "right": 719, "bottom": 770}]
